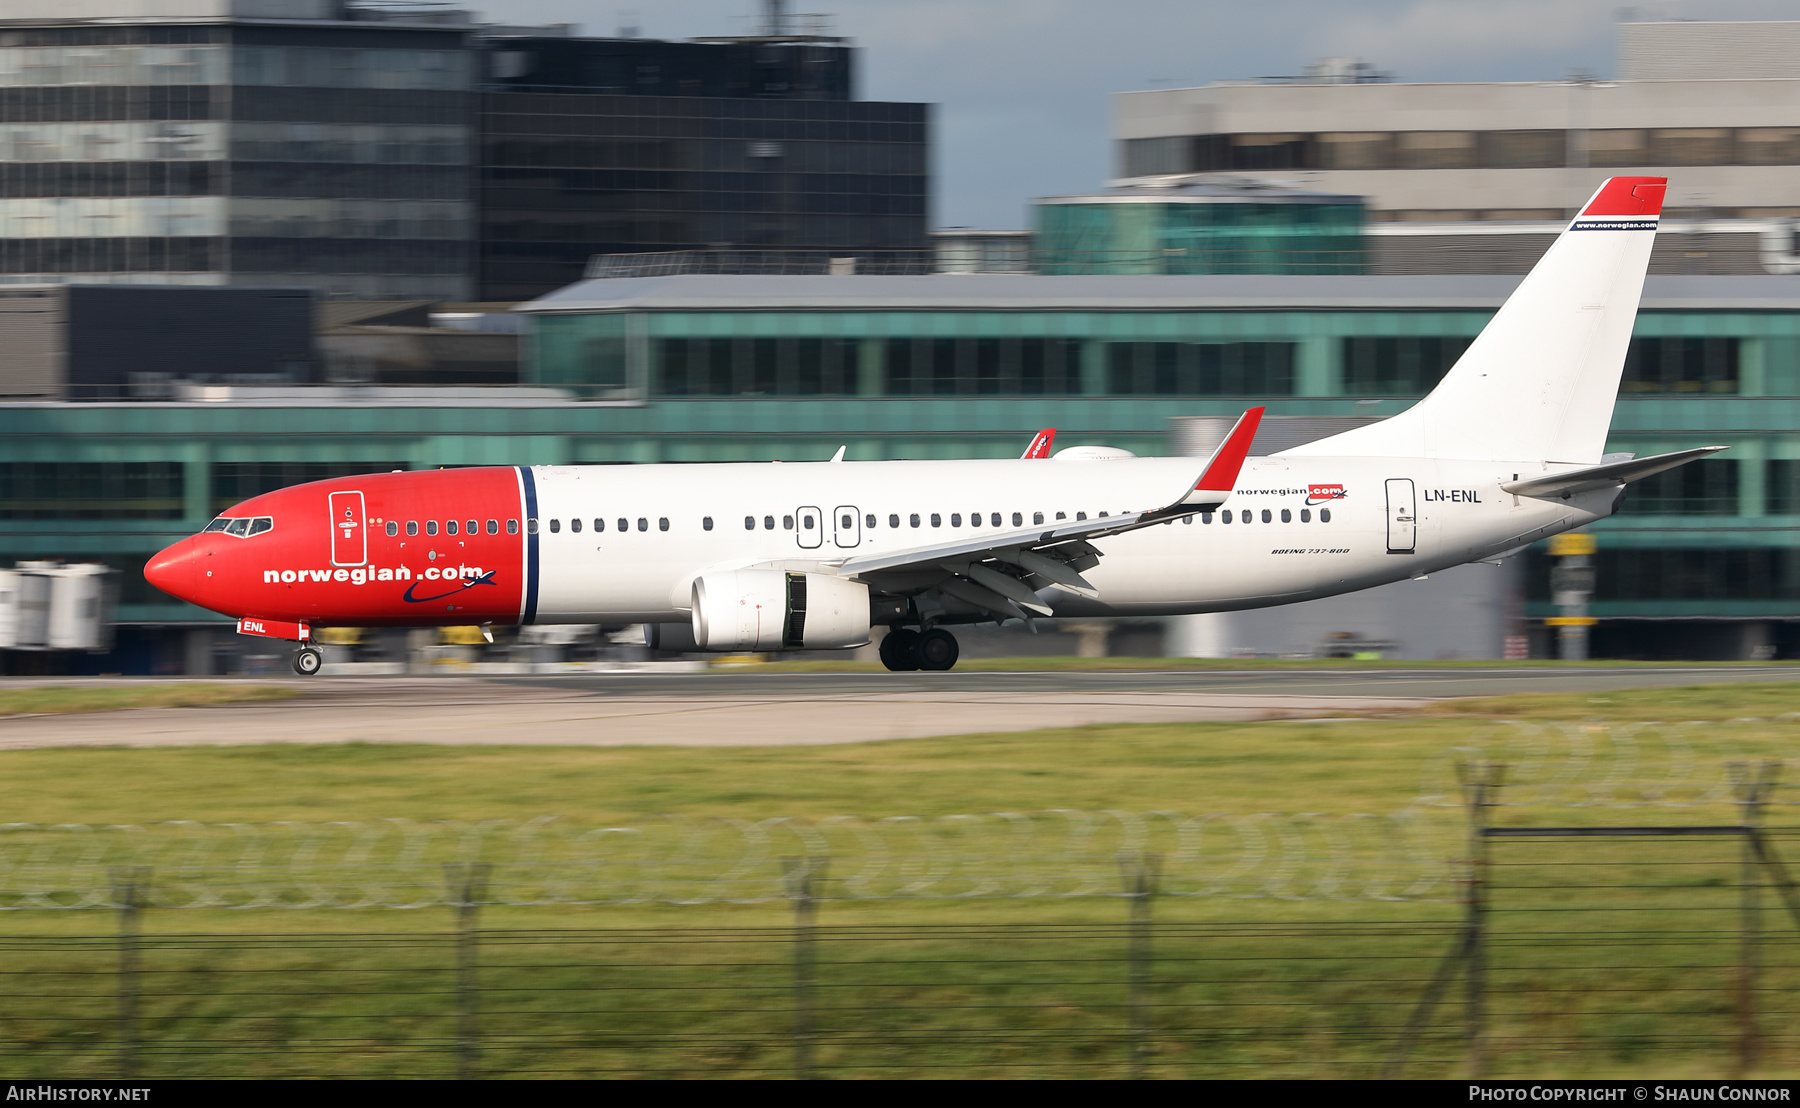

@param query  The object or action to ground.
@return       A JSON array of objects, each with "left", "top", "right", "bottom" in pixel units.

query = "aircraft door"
[
  {"left": 833, "top": 505, "right": 861, "bottom": 548},
  {"left": 795, "top": 505, "right": 823, "bottom": 549},
  {"left": 1385, "top": 479, "right": 1416, "bottom": 554},
  {"left": 329, "top": 490, "right": 367, "bottom": 566}
]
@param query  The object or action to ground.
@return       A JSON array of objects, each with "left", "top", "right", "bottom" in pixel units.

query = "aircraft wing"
[
  {"left": 832, "top": 408, "right": 1264, "bottom": 619},
  {"left": 1501, "top": 446, "right": 1726, "bottom": 498}
]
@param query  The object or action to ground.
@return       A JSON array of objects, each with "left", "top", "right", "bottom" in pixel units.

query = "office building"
[
  {"left": 1113, "top": 20, "right": 1800, "bottom": 277},
  {"left": 0, "top": 0, "right": 478, "bottom": 299}
]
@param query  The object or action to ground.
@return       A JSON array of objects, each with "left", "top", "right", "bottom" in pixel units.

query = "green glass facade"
[
  {"left": 4, "top": 293, "right": 1798, "bottom": 641},
  {"left": 1034, "top": 199, "right": 1366, "bottom": 275}
]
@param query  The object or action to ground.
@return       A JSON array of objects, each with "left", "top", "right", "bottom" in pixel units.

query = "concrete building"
[{"left": 1114, "top": 20, "right": 1800, "bottom": 277}]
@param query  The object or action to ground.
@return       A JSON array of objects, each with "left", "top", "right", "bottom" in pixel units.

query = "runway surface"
[{"left": 0, "top": 665, "right": 1792, "bottom": 751}]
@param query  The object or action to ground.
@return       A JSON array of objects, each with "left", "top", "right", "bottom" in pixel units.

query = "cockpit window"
[{"left": 207, "top": 515, "right": 273, "bottom": 538}]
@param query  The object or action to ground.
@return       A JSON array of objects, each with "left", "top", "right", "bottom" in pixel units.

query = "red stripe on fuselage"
[{"left": 145, "top": 468, "right": 527, "bottom": 627}]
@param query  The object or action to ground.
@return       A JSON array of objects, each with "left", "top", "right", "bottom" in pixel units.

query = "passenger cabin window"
[
  {"left": 594, "top": 518, "right": 605, "bottom": 532},
  {"left": 617, "top": 518, "right": 627, "bottom": 533},
  {"left": 572, "top": 518, "right": 582, "bottom": 533},
  {"left": 659, "top": 517, "right": 669, "bottom": 531},
  {"left": 1076, "top": 512, "right": 1087, "bottom": 521},
  {"left": 1182, "top": 515, "right": 1193, "bottom": 524},
  {"left": 764, "top": 516, "right": 775, "bottom": 530},
  {"left": 1262, "top": 510, "right": 1272, "bottom": 523},
  {"left": 703, "top": 517, "right": 712, "bottom": 531},
  {"left": 447, "top": 520, "right": 458, "bottom": 535},
  {"left": 951, "top": 513, "right": 962, "bottom": 527},
  {"left": 637, "top": 518, "right": 648, "bottom": 532},
  {"left": 1202, "top": 512, "right": 1213, "bottom": 523},
  {"left": 801, "top": 513, "right": 814, "bottom": 531},
  {"left": 1221, "top": 511, "right": 1232, "bottom": 524},
  {"left": 866, "top": 514, "right": 876, "bottom": 529},
  {"left": 889, "top": 514, "right": 900, "bottom": 528},
  {"left": 507, "top": 519, "right": 519, "bottom": 535},
  {"left": 1280, "top": 509, "right": 1291, "bottom": 523},
  {"left": 548, "top": 519, "right": 559, "bottom": 533},
  {"left": 467, "top": 520, "right": 478, "bottom": 536},
  {"left": 993, "top": 513, "right": 1002, "bottom": 527},
  {"left": 486, "top": 519, "right": 498, "bottom": 535},
  {"left": 842, "top": 513, "right": 854, "bottom": 529},
  {"left": 931, "top": 513, "right": 941, "bottom": 527},
  {"left": 783, "top": 515, "right": 794, "bottom": 530},
  {"left": 1013, "top": 512, "right": 1023, "bottom": 526},
  {"left": 969, "top": 512, "right": 979, "bottom": 527},
  {"left": 426, "top": 521, "right": 438, "bottom": 536},
  {"left": 1033, "top": 512, "right": 1044, "bottom": 525},
  {"left": 1321, "top": 508, "right": 1332, "bottom": 522},
  {"left": 527, "top": 519, "right": 539, "bottom": 534},
  {"left": 910, "top": 513, "right": 920, "bottom": 527},
  {"left": 1055, "top": 512, "right": 1066, "bottom": 521},
  {"left": 745, "top": 516, "right": 756, "bottom": 530},
  {"left": 407, "top": 521, "right": 418, "bottom": 536},
  {"left": 1300, "top": 509, "right": 1311, "bottom": 522},
  {"left": 386, "top": 521, "right": 398, "bottom": 536}
]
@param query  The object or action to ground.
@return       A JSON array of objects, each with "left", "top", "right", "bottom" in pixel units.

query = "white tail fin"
[{"left": 1286, "top": 176, "right": 1666, "bottom": 464}]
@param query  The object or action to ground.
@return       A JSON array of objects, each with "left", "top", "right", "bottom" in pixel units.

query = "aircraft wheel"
[
  {"left": 916, "top": 628, "right": 959, "bottom": 672},
  {"left": 879, "top": 628, "right": 921, "bottom": 671},
  {"left": 292, "top": 647, "right": 323, "bottom": 676}
]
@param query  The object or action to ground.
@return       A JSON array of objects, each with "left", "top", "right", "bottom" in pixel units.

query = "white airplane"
[{"left": 147, "top": 175, "right": 1718, "bottom": 674}]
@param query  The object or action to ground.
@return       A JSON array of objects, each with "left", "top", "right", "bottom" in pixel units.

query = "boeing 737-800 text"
[{"left": 145, "top": 176, "right": 1719, "bottom": 674}]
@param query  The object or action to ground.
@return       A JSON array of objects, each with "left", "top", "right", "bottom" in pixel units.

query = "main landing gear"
[
  {"left": 292, "top": 646, "right": 323, "bottom": 676},
  {"left": 879, "top": 627, "right": 960, "bottom": 672}
]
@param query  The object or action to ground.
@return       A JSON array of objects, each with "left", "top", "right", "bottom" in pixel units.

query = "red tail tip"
[{"left": 1579, "top": 176, "right": 1666, "bottom": 219}]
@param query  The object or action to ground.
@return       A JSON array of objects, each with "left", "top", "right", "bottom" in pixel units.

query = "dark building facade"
[
  {"left": 476, "top": 36, "right": 930, "bottom": 301},
  {"left": 0, "top": 5, "right": 477, "bottom": 299}
]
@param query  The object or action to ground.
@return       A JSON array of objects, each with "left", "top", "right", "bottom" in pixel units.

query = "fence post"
[
  {"left": 110, "top": 865, "right": 150, "bottom": 1081},
  {"left": 784, "top": 856, "right": 825, "bottom": 1080},
  {"left": 1460, "top": 760, "right": 1503, "bottom": 1078},
  {"left": 1731, "top": 762, "right": 1776, "bottom": 1075},
  {"left": 1121, "top": 853, "right": 1161, "bottom": 1080},
  {"left": 445, "top": 862, "right": 491, "bottom": 1081}
]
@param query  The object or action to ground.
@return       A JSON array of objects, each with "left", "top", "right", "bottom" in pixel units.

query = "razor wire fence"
[
  {"left": 3, "top": 729, "right": 1800, "bottom": 1078},
  {"left": 2, "top": 718, "right": 1794, "bottom": 912}
]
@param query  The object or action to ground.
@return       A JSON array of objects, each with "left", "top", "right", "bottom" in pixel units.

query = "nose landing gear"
[{"left": 292, "top": 646, "right": 323, "bottom": 676}]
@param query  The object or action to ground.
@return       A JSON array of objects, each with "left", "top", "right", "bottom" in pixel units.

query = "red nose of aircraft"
[{"left": 143, "top": 537, "right": 206, "bottom": 608}]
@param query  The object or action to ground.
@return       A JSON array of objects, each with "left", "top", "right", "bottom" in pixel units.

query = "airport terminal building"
[{"left": 2, "top": 270, "right": 1796, "bottom": 668}]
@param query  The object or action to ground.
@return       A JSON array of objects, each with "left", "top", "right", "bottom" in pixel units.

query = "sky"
[{"left": 467, "top": 0, "right": 1800, "bottom": 229}]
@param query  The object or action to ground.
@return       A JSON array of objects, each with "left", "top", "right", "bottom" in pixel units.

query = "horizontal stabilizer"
[{"left": 1502, "top": 446, "right": 1726, "bottom": 498}]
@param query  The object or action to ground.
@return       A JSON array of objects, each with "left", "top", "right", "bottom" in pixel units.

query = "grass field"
[
  {"left": 0, "top": 679, "right": 1794, "bottom": 1078},
  {"left": 0, "top": 682, "right": 295, "bottom": 718}
]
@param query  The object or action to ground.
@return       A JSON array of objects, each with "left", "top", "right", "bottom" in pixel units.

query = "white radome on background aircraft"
[{"left": 147, "top": 176, "right": 1719, "bottom": 674}]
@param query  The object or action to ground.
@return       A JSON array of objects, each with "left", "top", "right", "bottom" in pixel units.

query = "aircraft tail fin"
[{"left": 1285, "top": 176, "right": 1666, "bottom": 464}]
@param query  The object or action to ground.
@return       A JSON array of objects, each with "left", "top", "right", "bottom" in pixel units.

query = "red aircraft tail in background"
[{"left": 1020, "top": 429, "right": 1056, "bottom": 459}]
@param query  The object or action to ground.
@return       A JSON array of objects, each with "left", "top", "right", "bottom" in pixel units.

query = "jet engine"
[{"left": 691, "top": 570, "right": 871, "bottom": 651}]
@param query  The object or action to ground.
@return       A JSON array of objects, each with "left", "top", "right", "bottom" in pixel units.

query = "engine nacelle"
[{"left": 691, "top": 570, "right": 871, "bottom": 651}]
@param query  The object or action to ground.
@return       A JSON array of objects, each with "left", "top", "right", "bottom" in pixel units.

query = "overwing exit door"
[
  {"left": 329, "top": 490, "right": 367, "bottom": 566},
  {"left": 795, "top": 505, "right": 822, "bottom": 549},
  {"left": 1385, "top": 479, "right": 1416, "bottom": 554},
  {"left": 833, "top": 505, "right": 861, "bottom": 548}
]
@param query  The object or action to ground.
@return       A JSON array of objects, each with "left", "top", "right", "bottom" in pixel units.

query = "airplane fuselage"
[{"left": 145, "top": 455, "right": 1608, "bottom": 630}]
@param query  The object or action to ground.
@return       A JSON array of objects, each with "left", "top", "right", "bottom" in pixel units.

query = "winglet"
[
  {"left": 1020, "top": 428, "right": 1056, "bottom": 459},
  {"left": 1182, "top": 406, "right": 1263, "bottom": 505}
]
